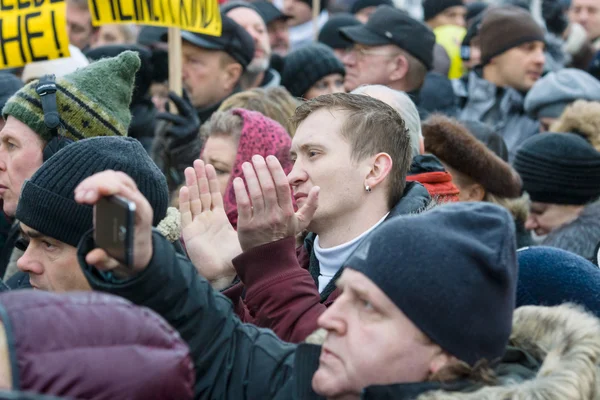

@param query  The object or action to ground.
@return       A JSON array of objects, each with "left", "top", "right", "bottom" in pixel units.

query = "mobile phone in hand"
[{"left": 94, "top": 195, "right": 136, "bottom": 267}]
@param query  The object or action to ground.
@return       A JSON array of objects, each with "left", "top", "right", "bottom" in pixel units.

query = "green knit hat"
[{"left": 1, "top": 51, "right": 140, "bottom": 142}]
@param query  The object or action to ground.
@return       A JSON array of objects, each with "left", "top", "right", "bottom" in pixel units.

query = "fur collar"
[
  {"left": 417, "top": 304, "right": 600, "bottom": 399},
  {"left": 156, "top": 207, "right": 181, "bottom": 243}
]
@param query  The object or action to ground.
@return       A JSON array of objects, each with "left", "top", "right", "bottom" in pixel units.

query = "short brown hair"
[
  {"left": 291, "top": 93, "right": 411, "bottom": 208},
  {"left": 400, "top": 49, "right": 428, "bottom": 91},
  {"left": 218, "top": 87, "right": 300, "bottom": 134}
]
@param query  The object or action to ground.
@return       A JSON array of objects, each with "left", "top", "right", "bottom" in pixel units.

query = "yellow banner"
[
  {"left": 89, "top": 0, "right": 222, "bottom": 37},
  {"left": 0, "top": 0, "right": 70, "bottom": 70}
]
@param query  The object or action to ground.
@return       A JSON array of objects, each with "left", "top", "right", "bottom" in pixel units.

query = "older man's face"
[
  {"left": 312, "top": 269, "right": 444, "bottom": 397},
  {"left": 0, "top": 117, "right": 44, "bottom": 217}
]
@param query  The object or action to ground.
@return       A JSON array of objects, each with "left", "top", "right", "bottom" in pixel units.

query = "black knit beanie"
[
  {"left": 351, "top": 0, "right": 393, "bottom": 14},
  {"left": 318, "top": 13, "right": 361, "bottom": 50},
  {"left": 479, "top": 5, "right": 544, "bottom": 65},
  {"left": 16, "top": 137, "right": 169, "bottom": 247},
  {"left": 346, "top": 202, "right": 517, "bottom": 366},
  {"left": 281, "top": 43, "right": 345, "bottom": 98},
  {"left": 423, "top": 0, "right": 464, "bottom": 21},
  {"left": 514, "top": 133, "right": 600, "bottom": 205}
]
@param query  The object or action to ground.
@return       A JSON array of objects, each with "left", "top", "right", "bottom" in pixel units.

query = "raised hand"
[
  {"left": 180, "top": 160, "right": 241, "bottom": 289},
  {"left": 74, "top": 170, "right": 154, "bottom": 279},
  {"left": 235, "top": 155, "right": 319, "bottom": 252}
]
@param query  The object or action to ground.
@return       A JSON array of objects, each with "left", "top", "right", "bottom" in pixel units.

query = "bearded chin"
[
  {"left": 247, "top": 58, "right": 270, "bottom": 73},
  {"left": 530, "top": 230, "right": 548, "bottom": 244}
]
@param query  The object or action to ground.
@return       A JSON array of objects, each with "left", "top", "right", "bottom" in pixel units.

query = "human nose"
[
  {"left": 287, "top": 160, "right": 307, "bottom": 186},
  {"left": 317, "top": 295, "right": 348, "bottom": 335},
  {"left": 525, "top": 215, "right": 537, "bottom": 231},
  {"left": 17, "top": 247, "right": 44, "bottom": 276}
]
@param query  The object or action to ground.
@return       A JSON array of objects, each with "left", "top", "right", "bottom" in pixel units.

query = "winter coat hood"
[{"left": 0, "top": 290, "right": 194, "bottom": 399}]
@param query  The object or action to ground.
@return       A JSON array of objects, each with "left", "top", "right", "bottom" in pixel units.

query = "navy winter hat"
[
  {"left": 517, "top": 246, "right": 600, "bottom": 318},
  {"left": 16, "top": 137, "right": 169, "bottom": 247},
  {"left": 514, "top": 133, "right": 600, "bottom": 205},
  {"left": 346, "top": 202, "right": 518, "bottom": 366},
  {"left": 282, "top": 43, "right": 345, "bottom": 97}
]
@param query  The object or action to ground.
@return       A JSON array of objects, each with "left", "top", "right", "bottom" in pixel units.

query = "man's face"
[
  {"left": 91, "top": 25, "right": 130, "bottom": 48},
  {"left": 283, "top": 0, "right": 313, "bottom": 27},
  {"left": 354, "top": 6, "right": 378, "bottom": 23},
  {"left": 427, "top": 6, "right": 467, "bottom": 28},
  {"left": 66, "top": 3, "right": 96, "bottom": 50},
  {"left": 268, "top": 19, "right": 290, "bottom": 56},
  {"left": 490, "top": 41, "right": 545, "bottom": 92},
  {"left": 17, "top": 224, "right": 91, "bottom": 292},
  {"left": 342, "top": 44, "right": 400, "bottom": 92},
  {"left": 525, "top": 202, "right": 583, "bottom": 237},
  {"left": 182, "top": 42, "right": 231, "bottom": 109},
  {"left": 312, "top": 269, "right": 440, "bottom": 397},
  {"left": 0, "top": 117, "right": 44, "bottom": 217},
  {"left": 227, "top": 8, "right": 272, "bottom": 73},
  {"left": 288, "top": 108, "right": 372, "bottom": 232},
  {"left": 569, "top": 0, "right": 600, "bottom": 40}
]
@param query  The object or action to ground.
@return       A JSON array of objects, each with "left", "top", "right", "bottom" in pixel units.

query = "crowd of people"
[{"left": 1, "top": 0, "right": 600, "bottom": 398}]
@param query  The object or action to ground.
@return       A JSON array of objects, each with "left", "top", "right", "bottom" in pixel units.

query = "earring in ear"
[{"left": 365, "top": 185, "right": 372, "bottom": 193}]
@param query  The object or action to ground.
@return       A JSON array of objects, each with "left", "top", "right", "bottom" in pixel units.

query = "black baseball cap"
[
  {"left": 253, "top": 1, "right": 291, "bottom": 25},
  {"left": 339, "top": 5, "right": 436, "bottom": 70},
  {"left": 318, "top": 13, "right": 361, "bottom": 50},
  {"left": 162, "top": 15, "right": 255, "bottom": 69}
]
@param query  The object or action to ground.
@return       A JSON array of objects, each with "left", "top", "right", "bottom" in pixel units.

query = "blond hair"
[{"left": 218, "top": 87, "right": 300, "bottom": 135}]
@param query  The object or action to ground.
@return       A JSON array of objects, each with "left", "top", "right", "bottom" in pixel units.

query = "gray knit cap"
[{"left": 524, "top": 69, "right": 600, "bottom": 119}]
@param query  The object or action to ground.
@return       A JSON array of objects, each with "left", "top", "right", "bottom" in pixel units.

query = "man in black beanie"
[
  {"left": 14, "top": 136, "right": 170, "bottom": 292},
  {"left": 453, "top": 5, "right": 545, "bottom": 161},
  {"left": 423, "top": 0, "right": 467, "bottom": 29},
  {"left": 82, "top": 174, "right": 598, "bottom": 400},
  {"left": 514, "top": 132, "right": 600, "bottom": 259}
]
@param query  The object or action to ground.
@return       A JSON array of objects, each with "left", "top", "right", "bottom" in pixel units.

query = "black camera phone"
[{"left": 94, "top": 196, "right": 136, "bottom": 267}]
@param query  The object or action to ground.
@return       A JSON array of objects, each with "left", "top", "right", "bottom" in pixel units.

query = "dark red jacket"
[
  {"left": 0, "top": 290, "right": 194, "bottom": 400},
  {"left": 224, "top": 182, "right": 431, "bottom": 342}
]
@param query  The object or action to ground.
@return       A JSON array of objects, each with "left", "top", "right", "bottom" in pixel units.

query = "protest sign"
[
  {"left": 88, "top": 0, "right": 222, "bottom": 37},
  {"left": 0, "top": 0, "right": 70, "bottom": 70}
]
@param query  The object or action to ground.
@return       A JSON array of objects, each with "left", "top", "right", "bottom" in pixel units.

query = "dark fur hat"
[{"left": 423, "top": 114, "right": 522, "bottom": 198}]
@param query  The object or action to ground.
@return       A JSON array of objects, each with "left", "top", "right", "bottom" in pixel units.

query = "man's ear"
[
  {"left": 389, "top": 53, "right": 410, "bottom": 82},
  {"left": 223, "top": 63, "right": 243, "bottom": 91},
  {"left": 461, "top": 182, "right": 486, "bottom": 202},
  {"left": 429, "top": 351, "right": 456, "bottom": 375},
  {"left": 364, "top": 152, "right": 393, "bottom": 191}
]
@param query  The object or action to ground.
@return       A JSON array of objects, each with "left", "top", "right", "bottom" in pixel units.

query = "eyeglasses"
[{"left": 343, "top": 46, "right": 402, "bottom": 61}]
